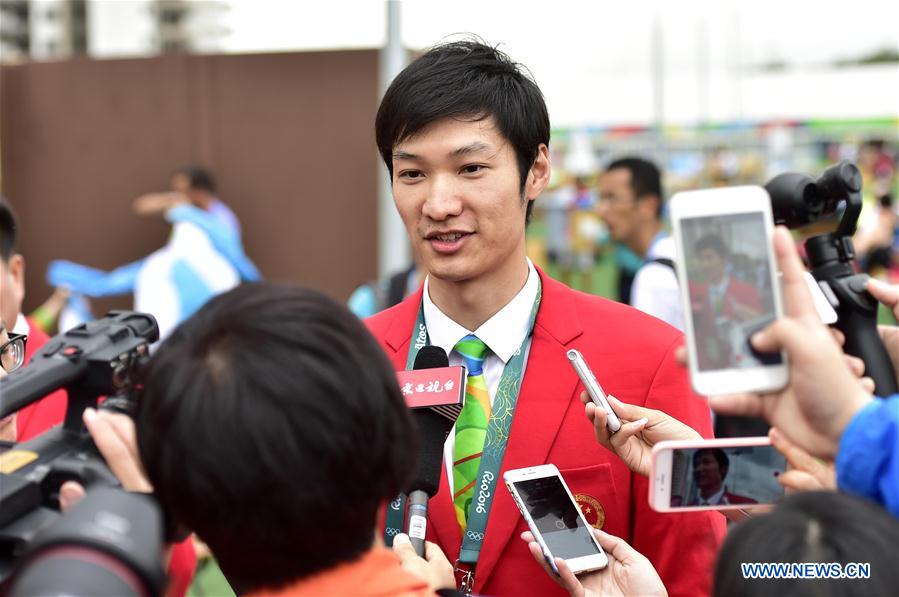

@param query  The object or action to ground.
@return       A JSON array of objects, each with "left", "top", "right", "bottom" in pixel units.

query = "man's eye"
[
  {"left": 461, "top": 164, "right": 484, "bottom": 174},
  {"left": 398, "top": 170, "right": 423, "bottom": 180}
]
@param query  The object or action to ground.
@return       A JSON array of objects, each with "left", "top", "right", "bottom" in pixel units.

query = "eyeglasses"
[{"left": 0, "top": 333, "right": 27, "bottom": 373}]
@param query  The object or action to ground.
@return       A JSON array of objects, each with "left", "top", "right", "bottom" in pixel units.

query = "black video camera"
[
  {"left": 3, "top": 488, "right": 166, "bottom": 597},
  {"left": 0, "top": 311, "right": 158, "bottom": 581},
  {"left": 766, "top": 160, "right": 897, "bottom": 396}
]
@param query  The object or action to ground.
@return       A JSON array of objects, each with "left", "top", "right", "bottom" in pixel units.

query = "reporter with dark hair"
[
  {"left": 523, "top": 490, "right": 899, "bottom": 597},
  {"left": 714, "top": 491, "right": 899, "bottom": 597},
  {"left": 132, "top": 283, "right": 456, "bottom": 595}
]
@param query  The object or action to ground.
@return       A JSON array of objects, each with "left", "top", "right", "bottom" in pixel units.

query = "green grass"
[{"left": 188, "top": 559, "right": 235, "bottom": 597}]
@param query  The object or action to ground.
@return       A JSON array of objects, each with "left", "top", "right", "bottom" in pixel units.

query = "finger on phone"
[
  {"left": 778, "top": 470, "right": 826, "bottom": 492},
  {"left": 845, "top": 355, "right": 865, "bottom": 378},
  {"left": 608, "top": 417, "right": 647, "bottom": 448},
  {"left": 708, "top": 393, "right": 764, "bottom": 417},
  {"left": 830, "top": 328, "right": 846, "bottom": 347},
  {"left": 592, "top": 529, "right": 635, "bottom": 564},
  {"left": 769, "top": 427, "right": 820, "bottom": 472},
  {"left": 526, "top": 540, "right": 555, "bottom": 577},
  {"left": 553, "top": 557, "right": 581, "bottom": 591},
  {"left": 859, "top": 377, "right": 875, "bottom": 393}
]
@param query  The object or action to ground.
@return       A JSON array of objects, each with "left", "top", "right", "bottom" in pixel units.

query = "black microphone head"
[
  {"left": 409, "top": 345, "right": 452, "bottom": 497},
  {"left": 413, "top": 345, "right": 448, "bottom": 370},
  {"left": 410, "top": 410, "right": 455, "bottom": 497}
]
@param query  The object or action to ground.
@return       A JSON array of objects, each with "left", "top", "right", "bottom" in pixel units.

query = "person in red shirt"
[{"left": 0, "top": 197, "right": 67, "bottom": 442}]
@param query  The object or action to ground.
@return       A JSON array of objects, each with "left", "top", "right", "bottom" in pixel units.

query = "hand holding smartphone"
[
  {"left": 649, "top": 437, "right": 787, "bottom": 512},
  {"left": 567, "top": 349, "right": 621, "bottom": 433},
  {"left": 504, "top": 464, "right": 608, "bottom": 575}
]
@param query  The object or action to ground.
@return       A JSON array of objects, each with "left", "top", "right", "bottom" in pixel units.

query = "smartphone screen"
[
  {"left": 512, "top": 476, "right": 601, "bottom": 559},
  {"left": 680, "top": 211, "right": 783, "bottom": 372},
  {"left": 668, "top": 444, "right": 786, "bottom": 508}
]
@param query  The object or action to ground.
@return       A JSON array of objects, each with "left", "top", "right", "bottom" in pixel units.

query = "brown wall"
[{"left": 0, "top": 50, "right": 380, "bottom": 314}]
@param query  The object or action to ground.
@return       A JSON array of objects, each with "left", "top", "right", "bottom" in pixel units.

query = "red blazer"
[
  {"left": 366, "top": 270, "right": 726, "bottom": 596},
  {"left": 723, "top": 490, "right": 758, "bottom": 505}
]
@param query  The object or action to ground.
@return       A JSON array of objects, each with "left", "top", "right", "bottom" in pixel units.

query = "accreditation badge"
[{"left": 575, "top": 493, "right": 605, "bottom": 529}]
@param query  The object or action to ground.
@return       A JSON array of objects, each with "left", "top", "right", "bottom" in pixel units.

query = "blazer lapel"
[{"left": 473, "top": 270, "right": 584, "bottom": 590}]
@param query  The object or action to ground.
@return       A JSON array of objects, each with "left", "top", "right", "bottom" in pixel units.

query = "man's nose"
[{"left": 422, "top": 175, "right": 463, "bottom": 221}]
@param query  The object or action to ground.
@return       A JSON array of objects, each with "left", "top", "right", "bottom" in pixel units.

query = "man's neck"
[
  {"left": 699, "top": 483, "right": 723, "bottom": 499},
  {"left": 631, "top": 221, "right": 662, "bottom": 258},
  {"left": 428, "top": 257, "right": 530, "bottom": 331}
]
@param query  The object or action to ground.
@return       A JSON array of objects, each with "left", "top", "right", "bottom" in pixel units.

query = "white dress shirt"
[
  {"left": 631, "top": 235, "right": 683, "bottom": 331},
  {"left": 695, "top": 485, "right": 726, "bottom": 506},
  {"left": 423, "top": 259, "right": 540, "bottom": 495}
]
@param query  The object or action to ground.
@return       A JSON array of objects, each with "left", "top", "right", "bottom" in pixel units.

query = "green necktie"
[{"left": 452, "top": 334, "right": 491, "bottom": 532}]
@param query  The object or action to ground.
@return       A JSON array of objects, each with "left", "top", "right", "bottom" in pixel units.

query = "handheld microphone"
[{"left": 404, "top": 346, "right": 464, "bottom": 557}]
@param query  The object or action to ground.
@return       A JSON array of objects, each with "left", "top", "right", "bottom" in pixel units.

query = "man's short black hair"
[
  {"left": 375, "top": 39, "right": 550, "bottom": 225},
  {"left": 136, "top": 283, "right": 417, "bottom": 592},
  {"left": 693, "top": 447, "right": 729, "bottom": 475},
  {"left": 714, "top": 491, "right": 899, "bottom": 597},
  {"left": 605, "top": 157, "right": 664, "bottom": 217},
  {"left": 175, "top": 165, "right": 216, "bottom": 193},
  {"left": 0, "top": 197, "right": 17, "bottom": 262},
  {"left": 695, "top": 234, "right": 728, "bottom": 258}
]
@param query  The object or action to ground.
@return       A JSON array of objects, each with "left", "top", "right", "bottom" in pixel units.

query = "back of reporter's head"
[
  {"left": 135, "top": 282, "right": 418, "bottom": 592},
  {"left": 714, "top": 491, "right": 899, "bottom": 597}
]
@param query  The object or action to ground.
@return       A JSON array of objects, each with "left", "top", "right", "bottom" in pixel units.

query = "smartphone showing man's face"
[{"left": 681, "top": 212, "right": 783, "bottom": 372}]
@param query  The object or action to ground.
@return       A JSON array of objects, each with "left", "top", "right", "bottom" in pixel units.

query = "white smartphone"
[
  {"left": 649, "top": 437, "right": 787, "bottom": 512},
  {"left": 566, "top": 349, "right": 622, "bottom": 433},
  {"left": 670, "top": 185, "right": 789, "bottom": 395},
  {"left": 504, "top": 464, "right": 608, "bottom": 575}
]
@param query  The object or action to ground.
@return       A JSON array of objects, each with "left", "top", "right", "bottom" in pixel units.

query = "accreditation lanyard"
[{"left": 383, "top": 281, "right": 542, "bottom": 567}]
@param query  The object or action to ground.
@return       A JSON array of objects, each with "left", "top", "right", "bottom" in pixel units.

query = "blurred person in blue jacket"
[{"left": 47, "top": 165, "right": 260, "bottom": 341}]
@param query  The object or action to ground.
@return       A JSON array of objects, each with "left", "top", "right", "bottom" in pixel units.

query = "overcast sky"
[{"left": 217, "top": 0, "right": 898, "bottom": 126}]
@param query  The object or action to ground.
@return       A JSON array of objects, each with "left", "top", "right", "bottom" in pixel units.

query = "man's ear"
[
  {"left": 7, "top": 254, "right": 25, "bottom": 308},
  {"left": 639, "top": 194, "right": 661, "bottom": 219},
  {"left": 525, "top": 144, "right": 551, "bottom": 202}
]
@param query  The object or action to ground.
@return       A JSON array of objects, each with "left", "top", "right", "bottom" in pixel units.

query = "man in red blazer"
[
  {"left": 688, "top": 234, "right": 763, "bottom": 370},
  {"left": 367, "top": 41, "right": 725, "bottom": 595},
  {"left": 689, "top": 449, "right": 758, "bottom": 506}
]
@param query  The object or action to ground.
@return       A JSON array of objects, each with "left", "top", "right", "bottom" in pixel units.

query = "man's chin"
[{"left": 424, "top": 261, "right": 476, "bottom": 285}]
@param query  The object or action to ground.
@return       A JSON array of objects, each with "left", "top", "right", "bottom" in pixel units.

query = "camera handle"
[{"left": 806, "top": 234, "right": 899, "bottom": 397}]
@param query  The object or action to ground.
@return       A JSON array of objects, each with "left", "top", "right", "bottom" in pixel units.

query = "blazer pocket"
[{"left": 558, "top": 462, "right": 625, "bottom": 536}]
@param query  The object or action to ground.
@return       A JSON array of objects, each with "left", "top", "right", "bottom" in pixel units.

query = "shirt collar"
[
  {"left": 13, "top": 313, "right": 30, "bottom": 335},
  {"left": 701, "top": 485, "right": 726, "bottom": 505},
  {"left": 646, "top": 231, "right": 668, "bottom": 259},
  {"left": 423, "top": 259, "right": 539, "bottom": 364}
]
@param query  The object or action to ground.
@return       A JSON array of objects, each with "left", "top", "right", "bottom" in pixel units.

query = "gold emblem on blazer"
[{"left": 574, "top": 493, "right": 605, "bottom": 529}]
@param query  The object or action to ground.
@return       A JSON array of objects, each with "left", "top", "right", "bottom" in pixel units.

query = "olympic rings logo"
[{"left": 466, "top": 531, "right": 485, "bottom": 541}]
